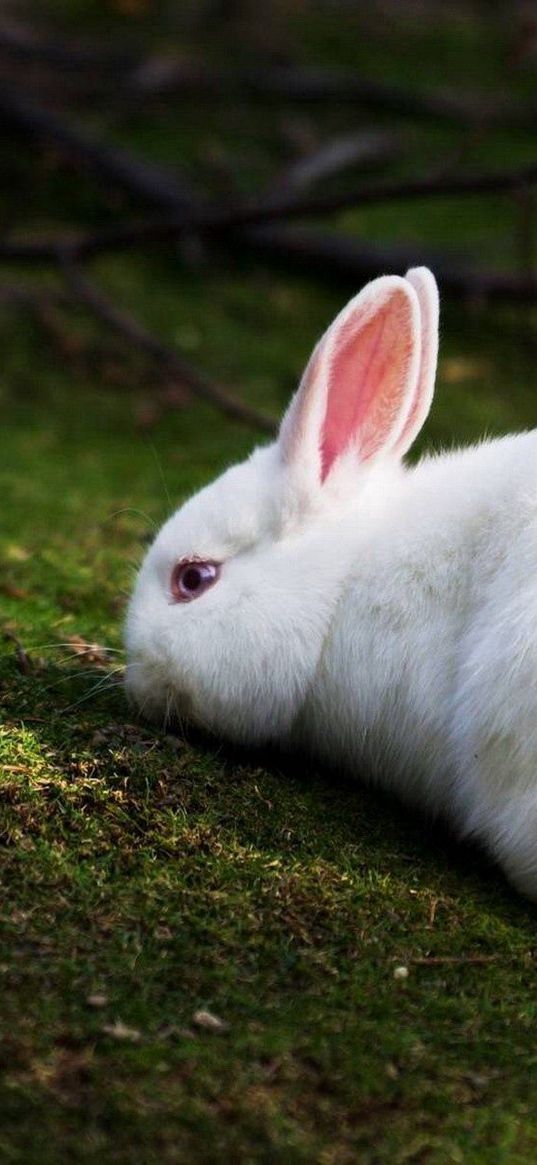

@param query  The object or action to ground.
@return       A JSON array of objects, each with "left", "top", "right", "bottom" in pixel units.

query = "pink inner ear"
[{"left": 320, "top": 292, "right": 415, "bottom": 481}]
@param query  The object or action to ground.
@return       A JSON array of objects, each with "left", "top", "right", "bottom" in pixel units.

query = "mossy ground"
[{"left": 2, "top": 3, "right": 537, "bottom": 1162}]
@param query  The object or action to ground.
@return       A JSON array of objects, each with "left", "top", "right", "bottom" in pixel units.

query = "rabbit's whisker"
[
  {"left": 105, "top": 507, "right": 158, "bottom": 531},
  {"left": 28, "top": 643, "right": 124, "bottom": 655},
  {"left": 62, "top": 670, "right": 126, "bottom": 713},
  {"left": 147, "top": 439, "right": 173, "bottom": 510},
  {"left": 38, "top": 669, "right": 122, "bottom": 696}
]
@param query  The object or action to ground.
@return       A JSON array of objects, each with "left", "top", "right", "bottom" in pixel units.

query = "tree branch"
[
  {"left": 130, "top": 60, "right": 527, "bottom": 128},
  {"left": 243, "top": 225, "right": 537, "bottom": 302},
  {"left": 0, "top": 27, "right": 529, "bottom": 129},
  {"left": 0, "top": 22, "right": 134, "bottom": 71},
  {"left": 4, "top": 158, "right": 537, "bottom": 263},
  {"left": 0, "top": 73, "right": 535, "bottom": 267},
  {"left": 0, "top": 84, "right": 199, "bottom": 212},
  {"left": 2, "top": 83, "right": 537, "bottom": 305},
  {"left": 58, "top": 258, "right": 277, "bottom": 435}
]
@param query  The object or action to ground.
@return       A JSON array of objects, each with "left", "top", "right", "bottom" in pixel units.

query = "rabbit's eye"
[{"left": 171, "top": 560, "right": 220, "bottom": 603}]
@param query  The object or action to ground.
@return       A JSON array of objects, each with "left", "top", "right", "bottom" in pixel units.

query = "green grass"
[{"left": 2, "top": 3, "right": 537, "bottom": 1161}]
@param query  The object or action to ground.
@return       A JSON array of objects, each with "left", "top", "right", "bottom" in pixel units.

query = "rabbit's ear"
[
  {"left": 279, "top": 274, "right": 422, "bottom": 486},
  {"left": 391, "top": 267, "right": 439, "bottom": 457}
]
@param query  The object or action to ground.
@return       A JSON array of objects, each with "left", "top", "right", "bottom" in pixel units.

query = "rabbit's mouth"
[{"left": 124, "top": 658, "right": 194, "bottom": 728}]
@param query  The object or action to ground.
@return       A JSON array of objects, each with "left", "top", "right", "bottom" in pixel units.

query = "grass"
[{"left": 2, "top": 2, "right": 537, "bottom": 1161}]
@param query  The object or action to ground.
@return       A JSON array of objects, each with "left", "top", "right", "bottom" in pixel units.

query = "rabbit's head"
[{"left": 125, "top": 267, "right": 439, "bottom": 741}]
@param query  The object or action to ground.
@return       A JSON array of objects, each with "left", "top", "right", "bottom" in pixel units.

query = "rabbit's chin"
[{"left": 124, "top": 660, "right": 194, "bottom": 728}]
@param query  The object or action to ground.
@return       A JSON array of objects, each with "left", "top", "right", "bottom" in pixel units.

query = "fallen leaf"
[
  {"left": 158, "top": 1025, "right": 196, "bottom": 1041},
  {"left": 0, "top": 583, "right": 30, "bottom": 600},
  {"left": 64, "top": 635, "right": 112, "bottom": 667},
  {"left": 102, "top": 1020, "right": 141, "bottom": 1042},
  {"left": 192, "top": 1009, "right": 228, "bottom": 1033},
  {"left": 87, "top": 993, "right": 108, "bottom": 1009},
  {"left": 5, "top": 544, "right": 30, "bottom": 563}
]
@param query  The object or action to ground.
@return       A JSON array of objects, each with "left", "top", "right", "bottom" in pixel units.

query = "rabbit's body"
[
  {"left": 288, "top": 431, "right": 537, "bottom": 894},
  {"left": 126, "top": 268, "right": 537, "bottom": 897}
]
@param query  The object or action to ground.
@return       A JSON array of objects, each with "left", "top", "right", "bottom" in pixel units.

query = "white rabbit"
[{"left": 126, "top": 266, "right": 537, "bottom": 899}]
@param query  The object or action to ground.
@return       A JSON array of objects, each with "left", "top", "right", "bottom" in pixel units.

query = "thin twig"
[
  {"left": 59, "top": 257, "right": 277, "bottom": 434},
  {"left": 264, "top": 131, "right": 401, "bottom": 198}
]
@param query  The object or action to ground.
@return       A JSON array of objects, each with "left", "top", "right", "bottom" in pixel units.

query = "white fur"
[{"left": 125, "top": 267, "right": 537, "bottom": 899}]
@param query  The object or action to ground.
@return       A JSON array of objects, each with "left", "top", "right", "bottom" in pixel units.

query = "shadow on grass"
[{"left": 2, "top": 640, "right": 535, "bottom": 934}]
